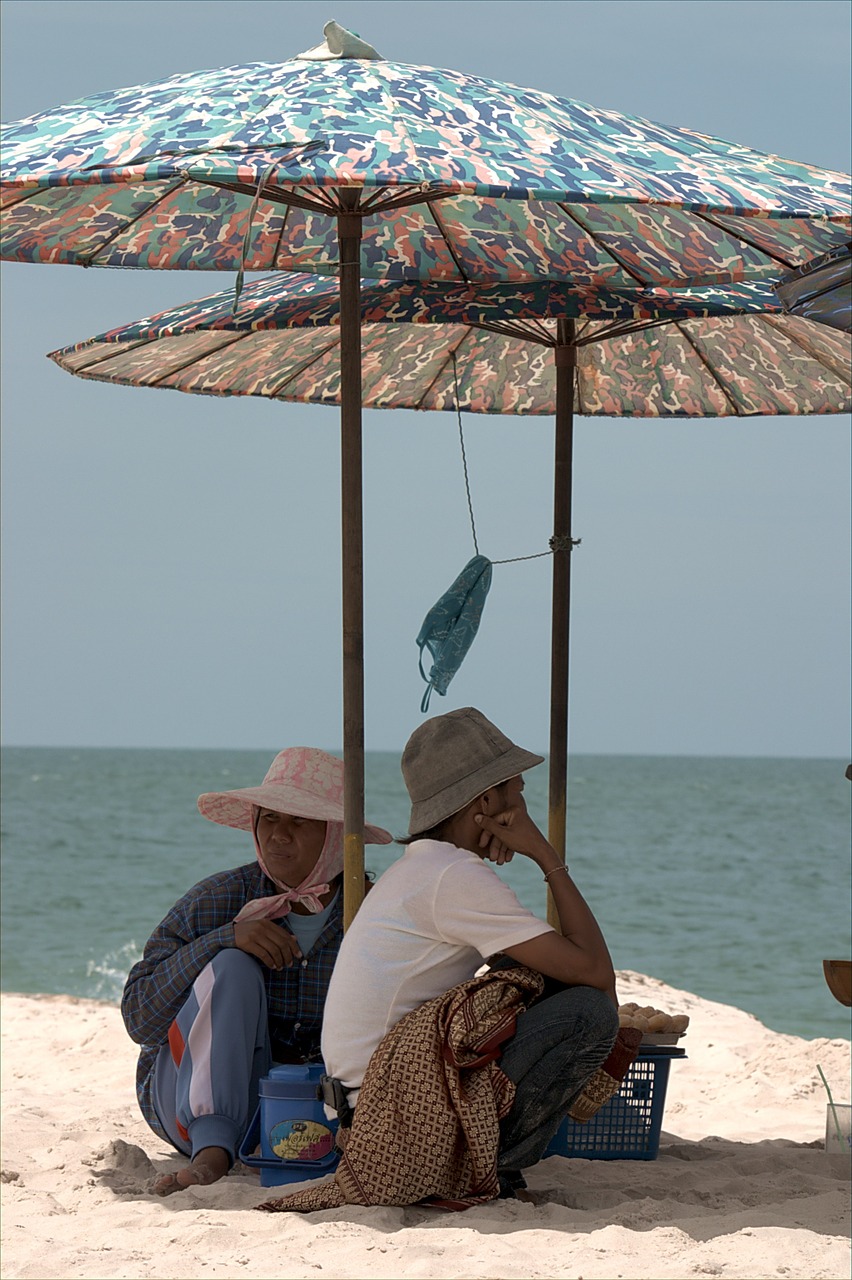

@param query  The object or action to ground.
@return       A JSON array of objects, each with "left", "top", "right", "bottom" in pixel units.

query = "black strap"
[{"left": 317, "top": 1073, "right": 354, "bottom": 1128}]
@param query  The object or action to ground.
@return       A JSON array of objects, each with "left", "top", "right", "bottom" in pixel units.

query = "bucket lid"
[
  {"left": 268, "top": 1063, "right": 324, "bottom": 1081},
  {"left": 260, "top": 1062, "right": 325, "bottom": 1100}
]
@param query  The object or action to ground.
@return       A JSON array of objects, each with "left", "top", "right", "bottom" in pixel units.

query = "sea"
[{"left": 2, "top": 747, "right": 850, "bottom": 1042}]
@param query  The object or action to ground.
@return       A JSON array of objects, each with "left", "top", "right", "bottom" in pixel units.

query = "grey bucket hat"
[{"left": 402, "top": 707, "right": 544, "bottom": 835}]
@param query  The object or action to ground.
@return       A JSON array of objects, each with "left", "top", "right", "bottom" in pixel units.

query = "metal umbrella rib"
[
  {"left": 759, "top": 314, "right": 852, "bottom": 382},
  {"left": 425, "top": 202, "right": 471, "bottom": 284},
  {"left": 671, "top": 322, "right": 743, "bottom": 416},
  {"left": 555, "top": 204, "right": 654, "bottom": 289},
  {"left": 692, "top": 210, "right": 800, "bottom": 272}
]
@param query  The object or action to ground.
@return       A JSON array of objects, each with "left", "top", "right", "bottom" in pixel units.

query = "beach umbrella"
[
  {"left": 47, "top": 271, "right": 852, "bottom": 917},
  {"left": 4, "top": 21, "right": 851, "bottom": 924},
  {"left": 48, "top": 273, "right": 851, "bottom": 421},
  {"left": 775, "top": 243, "right": 852, "bottom": 333}
]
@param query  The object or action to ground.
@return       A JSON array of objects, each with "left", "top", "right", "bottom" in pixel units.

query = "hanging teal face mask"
[{"left": 416, "top": 556, "right": 493, "bottom": 712}]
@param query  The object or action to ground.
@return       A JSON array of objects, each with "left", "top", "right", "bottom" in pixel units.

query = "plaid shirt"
[{"left": 122, "top": 862, "right": 343, "bottom": 1141}]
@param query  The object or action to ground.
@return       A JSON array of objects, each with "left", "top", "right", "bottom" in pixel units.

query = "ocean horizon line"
[{"left": 2, "top": 742, "right": 849, "bottom": 763}]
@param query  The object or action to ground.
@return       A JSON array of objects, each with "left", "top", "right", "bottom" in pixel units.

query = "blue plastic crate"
[{"left": 545, "top": 1045, "right": 686, "bottom": 1161}]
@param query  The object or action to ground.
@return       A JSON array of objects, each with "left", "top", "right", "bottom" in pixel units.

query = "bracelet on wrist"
[{"left": 543, "top": 863, "right": 570, "bottom": 882}]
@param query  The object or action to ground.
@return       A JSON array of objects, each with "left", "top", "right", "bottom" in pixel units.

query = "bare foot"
[{"left": 151, "top": 1146, "right": 231, "bottom": 1197}]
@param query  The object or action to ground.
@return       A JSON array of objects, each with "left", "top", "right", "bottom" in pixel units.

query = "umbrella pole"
[
  {"left": 338, "top": 206, "right": 365, "bottom": 931},
  {"left": 547, "top": 320, "right": 576, "bottom": 930}
]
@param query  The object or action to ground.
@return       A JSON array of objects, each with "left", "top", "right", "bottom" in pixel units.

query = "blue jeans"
[{"left": 496, "top": 984, "right": 618, "bottom": 1178}]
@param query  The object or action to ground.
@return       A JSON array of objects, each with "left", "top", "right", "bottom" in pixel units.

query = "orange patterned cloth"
[{"left": 257, "top": 966, "right": 544, "bottom": 1213}]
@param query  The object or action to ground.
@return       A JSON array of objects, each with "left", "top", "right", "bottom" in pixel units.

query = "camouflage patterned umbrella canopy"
[
  {"left": 2, "top": 21, "right": 849, "bottom": 281},
  {"left": 4, "top": 22, "right": 851, "bottom": 921},
  {"left": 49, "top": 274, "right": 851, "bottom": 418}
]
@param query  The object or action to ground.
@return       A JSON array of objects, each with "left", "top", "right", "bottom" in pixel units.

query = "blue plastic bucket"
[{"left": 238, "top": 1063, "right": 340, "bottom": 1187}]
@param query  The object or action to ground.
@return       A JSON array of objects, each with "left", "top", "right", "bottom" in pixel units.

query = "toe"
[{"left": 150, "top": 1173, "right": 180, "bottom": 1197}]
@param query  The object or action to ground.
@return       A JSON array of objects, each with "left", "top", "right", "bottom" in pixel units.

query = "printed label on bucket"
[{"left": 269, "top": 1118, "right": 336, "bottom": 1162}]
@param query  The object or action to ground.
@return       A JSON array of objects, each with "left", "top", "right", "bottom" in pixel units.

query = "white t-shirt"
[{"left": 321, "top": 839, "right": 553, "bottom": 1100}]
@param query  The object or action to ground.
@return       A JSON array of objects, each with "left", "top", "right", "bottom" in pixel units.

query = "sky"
[{"left": 1, "top": 0, "right": 850, "bottom": 757}]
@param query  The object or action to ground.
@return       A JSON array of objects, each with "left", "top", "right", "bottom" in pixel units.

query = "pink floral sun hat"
[{"left": 196, "top": 746, "right": 392, "bottom": 845}]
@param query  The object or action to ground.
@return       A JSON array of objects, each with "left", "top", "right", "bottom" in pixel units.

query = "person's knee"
[
  {"left": 209, "top": 947, "right": 265, "bottom": 984},
  {"left": 553, "top": 985, "right": 618, "bottom": 1043},
  {"left": 592, "top": 989, "right": 619, "bottom": 1043},
  {"left": 175, "top": 948, "right": 268, "bottom": 1048},
  {"left": 580, "top": 986, "right": 618, "bottom": 1036},
  {"left": 199, "top": 948, "right": 267, "bottom": 1009}
]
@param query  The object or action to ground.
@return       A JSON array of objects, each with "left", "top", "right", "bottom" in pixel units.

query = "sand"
[{"left": 1, "top": 971, "right": 849, "bottom": 1280}]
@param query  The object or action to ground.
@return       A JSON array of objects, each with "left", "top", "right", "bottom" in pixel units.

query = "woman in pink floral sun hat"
[{"left": 121, "top": 747, "right": 391, "bottom": 1196}]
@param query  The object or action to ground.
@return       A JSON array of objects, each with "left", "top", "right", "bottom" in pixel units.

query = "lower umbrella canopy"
[{"left": 50, "top": 274, "right": 851, "bottom": 417}]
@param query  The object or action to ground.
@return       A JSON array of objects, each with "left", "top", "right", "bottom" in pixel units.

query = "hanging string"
[
  {"left": 492, "top": 533, "right": 581, "bottom": 565},
  {"left": 231, "top": 139, "right": 327, "bottom": 315},
  {"left": 232, "top": 158, "right": 280, "bottom": 314},
  {"left": 450, "top": 351, "right": 581, "bottom": 565},
  {"left": 451, "top": 351, "right": 479, "bottom": 556}
]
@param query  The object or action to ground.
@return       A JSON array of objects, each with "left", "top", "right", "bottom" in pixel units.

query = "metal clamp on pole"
[{"left": 549, "top": 534, "right": 581, "bottom": 553}]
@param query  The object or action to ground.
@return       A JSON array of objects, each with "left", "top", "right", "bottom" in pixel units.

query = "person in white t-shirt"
[{"left": 321, "top": 706, "right": 619, "bottom": 1198}]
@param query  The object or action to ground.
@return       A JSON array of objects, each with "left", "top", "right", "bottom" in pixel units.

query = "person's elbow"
[
  {"left": 582, "top": 955, "right": 617, "bottom": 993},
  {"left": 553, "top": 951, "right": 615, "bottom": 993},
  {"left": 504, "top": 933, "right": 615, "bottom": 992},
  {"left": 120, "top": 985, "right": 156, "bottom": 1045}
]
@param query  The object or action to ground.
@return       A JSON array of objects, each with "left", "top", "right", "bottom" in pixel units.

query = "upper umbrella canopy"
[{"left": 2, "top": 22, "right": 850, "bottom": 285}]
